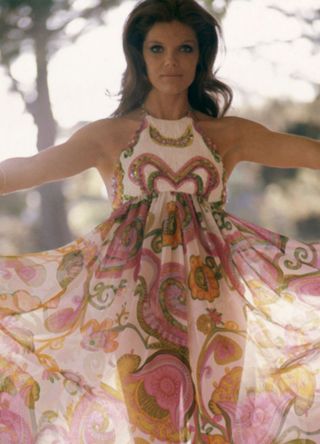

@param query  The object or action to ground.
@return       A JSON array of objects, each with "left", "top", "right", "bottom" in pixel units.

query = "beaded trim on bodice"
[{"left": 111, "top": 114, "right": 227, "bottom": 210}]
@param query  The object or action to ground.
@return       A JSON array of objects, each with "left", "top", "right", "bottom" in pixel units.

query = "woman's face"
[{"left": 142, "top": 20, "right": 199, "bottom": 96}]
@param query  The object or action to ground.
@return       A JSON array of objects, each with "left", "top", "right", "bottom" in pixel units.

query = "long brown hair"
[{"left": 112, "top": 0, "right": 233, "bottom": 118}]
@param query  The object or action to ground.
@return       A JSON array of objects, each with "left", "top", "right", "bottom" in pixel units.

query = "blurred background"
[{"left": 0, "top": 0, "right": 319, "bottom": 254}]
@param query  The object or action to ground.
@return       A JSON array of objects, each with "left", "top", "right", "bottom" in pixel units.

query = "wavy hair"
[{"left": 112, "top": 0, "right": 233, "bottom": 118}]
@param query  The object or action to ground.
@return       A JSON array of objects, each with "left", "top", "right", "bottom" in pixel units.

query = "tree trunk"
[{"left": 31, "top": 9, "right": 72, "bottom": 250}]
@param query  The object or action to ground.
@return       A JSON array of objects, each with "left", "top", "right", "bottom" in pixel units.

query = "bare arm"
[
  {"left": 231, "top": 117, "right": 320, "bottom": 169},
  {"left": 0, "top": 120, "right": 108, "bottom": 195}
]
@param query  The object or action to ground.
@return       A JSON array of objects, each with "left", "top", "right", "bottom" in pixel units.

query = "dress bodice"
[{"left": 111, "top": 114, "right": 227, "bottom": 210}]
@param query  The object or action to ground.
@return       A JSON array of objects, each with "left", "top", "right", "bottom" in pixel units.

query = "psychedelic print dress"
[{"left": 1, "top": 113, "right": 320, "bottom": 444}]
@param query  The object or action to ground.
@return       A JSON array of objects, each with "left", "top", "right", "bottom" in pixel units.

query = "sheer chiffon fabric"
[{"left": 1, "top": 114, "right": 320, "bottom": 443}]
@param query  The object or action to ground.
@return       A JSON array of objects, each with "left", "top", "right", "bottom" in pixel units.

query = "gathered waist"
[{"left": 111, "top": 190, "right": 226, "bottom": 213}]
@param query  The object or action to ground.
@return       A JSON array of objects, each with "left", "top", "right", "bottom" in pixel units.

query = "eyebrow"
[{"left": 145, "top": 39, "right": 197, "bottom": 44}]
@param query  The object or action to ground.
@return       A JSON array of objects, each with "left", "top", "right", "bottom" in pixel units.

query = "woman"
[{"left": 0, "top": 0, "right": 320, "bottom": 443}]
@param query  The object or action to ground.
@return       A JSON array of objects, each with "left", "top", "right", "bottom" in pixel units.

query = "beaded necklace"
[{"left": 141, "top": 104, "right": 195, "bottom": 148}]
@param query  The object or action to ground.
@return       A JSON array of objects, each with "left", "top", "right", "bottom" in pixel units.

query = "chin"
[{"left": 154, "top": 83, "right": 193, "bottom": 96}]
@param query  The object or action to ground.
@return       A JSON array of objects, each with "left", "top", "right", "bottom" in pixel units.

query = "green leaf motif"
[
  {"left": 23, "top": 379, "right": 40, "bottom": 409},
  {"left": 10, "top": 327, "right": 34, "bottom": 353},
  {"left": 57, "top": 250, "right": 84, "bottom": 289},
  {"left": 0, "top": 376, "right": 17, "bottom": 396},
  {"left": 283, "top": 440, "right": 317, "bottom": 444}
]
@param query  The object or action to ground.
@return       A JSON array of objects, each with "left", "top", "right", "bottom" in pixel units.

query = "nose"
[{"left": 163, "top": 51, "right": 178, "bottom": 68}]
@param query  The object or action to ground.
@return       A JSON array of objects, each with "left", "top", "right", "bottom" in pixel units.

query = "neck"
[{"left": 143, "top": 91, "right": 190, "bottom": 120}]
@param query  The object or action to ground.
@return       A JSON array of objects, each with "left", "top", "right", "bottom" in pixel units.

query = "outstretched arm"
[
  {"left": 0, "top": 120, "right": 107, "bottom": 195},
  {"left": 232, "top": 117, "right": 320, "bottom": 169}
]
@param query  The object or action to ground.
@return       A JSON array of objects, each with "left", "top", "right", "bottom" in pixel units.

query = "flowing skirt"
[{"left": 1, "top": 192, "right": 320, "bottom": 443}]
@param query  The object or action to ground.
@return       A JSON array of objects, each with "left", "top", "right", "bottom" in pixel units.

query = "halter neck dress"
[{"left": 1, "top": 112, "right": 320, "bottom": 444}]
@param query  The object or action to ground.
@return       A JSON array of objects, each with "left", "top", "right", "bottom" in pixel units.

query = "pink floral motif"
[
  {"left": 0, "top": 289, "right": 41, "bottom": 317},
  {"left": 70, "top": 391, "right": 129, "bottom": 443},
  {"left": 207, "top": 308, "right": 223, "bottom": 325},
  {"left": 62, "top": 370, "right": 93, "bottom": 395},
  {"left": 145, "top": 365, "right": 183, "bottom": 423},
  {"left": 45, "top": 304, "right": 82, "bottom": 333},
  {"left": 80, "top": 319, "right": 119, "bottom": 353},
  {"left": 131, "top": 353, "right": 194, "bottom": 429},
  {"left": 221, "top": 391, "right": 291, "bottom": 444},
  {"left": 0, "top": 261, "right": 13, "bottom": 279},
  {"left": 0, "top": 408, "right": 33, "bottom": 444},
  {"left": 42, "top": 368, "right": 60, "bottom": 384},
  {"left": 17, "top": 265, "right": 36, "bottom": 282},
  {"left": 212, "top": 334, "right": 242, "bottom": 365},
  {"left": 288, "top": 276, "right": 320, "bottom": 307},
  {"left": 96, "top": 201, "right": 149, "bottom": 278},
  {"left": 1, "top": 258, "right": 46, "bottom": 286}
]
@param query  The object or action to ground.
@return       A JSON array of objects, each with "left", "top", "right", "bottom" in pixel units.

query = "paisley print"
[
  {"left": 1, "top": 113, "right": 320, "bottom": 443},
  {"left": 188, "top": 255, "right": 220, "bottom": 301},
  {"left": 117, "top": 351, "right": 195, "bottom": 442}
]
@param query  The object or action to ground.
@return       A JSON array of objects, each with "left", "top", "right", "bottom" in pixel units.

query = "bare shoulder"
[
  {"left": 84, "top": 111, "right": 144, "bottom": 177},
  {"left": 76, "top": 112, "right": 142, "bottom": 152},
  {"left": 193, "top": 112, "right": 269, "bottom": 179},
  {"left": 102, "top": 112, "right": 144, "bottom": 148},
  {"left": 195, "top": 112, "right": 260, "bottom": 132},
  {"left": 78, "top": 115, "right": 137, "bottom": 142},
  {"left": 194, "top": 113, "right": 239, "bottom": 154},
  {"left": 212, "top": 115, "right": 272, "bottom": 153},
  {"left": 194, "top": 113, "right": 269, "bottom": 152},
  {"left": 218, "top": 115, "right": 270, "bottom": 133},
  {"left": 210, "top": 115, "right": 270, "bottom": 138}
]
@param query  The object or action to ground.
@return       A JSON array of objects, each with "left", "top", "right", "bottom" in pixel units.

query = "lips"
[{"left": 161, "top": 74, "right": 183, "bottom": 78}]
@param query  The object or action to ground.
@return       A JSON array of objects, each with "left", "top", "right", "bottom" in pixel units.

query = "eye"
[
  {"left": 149, "top": 45, "right": 163, "bottom": 53},
  {"left": 180, "top": 44, "right": 194, "bottom": 53}
]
